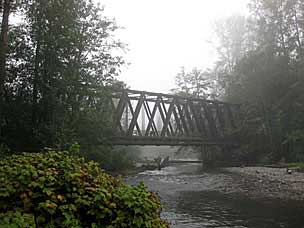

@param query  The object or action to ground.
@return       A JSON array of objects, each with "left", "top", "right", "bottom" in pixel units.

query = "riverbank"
[
  {"left": 125, "top": 164, "right": 304, "bottom": 227},
  {"left": 124, "top": 164, "right": 304, "bottom": 201},
  {"left": 218, "top": 167, "right": 304, "bottom": 201}
]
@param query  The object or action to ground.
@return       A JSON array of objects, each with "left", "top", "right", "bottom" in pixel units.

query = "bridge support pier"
[{"left": 201, "top": 145, "right": 214, "bottom": 169}]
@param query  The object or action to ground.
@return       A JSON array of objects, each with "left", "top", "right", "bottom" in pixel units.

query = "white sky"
[{"left": 98, "top": 0, "right": 249, "bottom": 93}]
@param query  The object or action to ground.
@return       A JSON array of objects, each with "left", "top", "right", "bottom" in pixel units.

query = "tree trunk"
[
  {"left": 32, "top": 39, "right": 41, "bottom": 125},
  {"left": 0, "top": 0, "right": 11, "bottom": 136}
]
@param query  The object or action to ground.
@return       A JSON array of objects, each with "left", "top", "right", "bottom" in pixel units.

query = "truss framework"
[{"left": 109, "top": 89, "right": 241, "bottom": 146}]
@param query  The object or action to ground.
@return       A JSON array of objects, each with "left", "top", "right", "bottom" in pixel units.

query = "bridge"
[{"left": 108, "top": 89, "right": 241, "bottom": 146}]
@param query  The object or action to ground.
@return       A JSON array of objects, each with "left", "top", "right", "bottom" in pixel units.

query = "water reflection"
[{"left": 169, "top": 191, "right": 304, "bottom": 228}]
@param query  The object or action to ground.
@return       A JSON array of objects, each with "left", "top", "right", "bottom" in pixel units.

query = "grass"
[{"left": 286, "top": 162, "right": 304, "bottom": 171}]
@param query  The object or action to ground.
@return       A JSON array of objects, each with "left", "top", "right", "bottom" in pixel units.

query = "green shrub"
[{"left": 0, "top": 151, "right": 168, "bottom": 227}]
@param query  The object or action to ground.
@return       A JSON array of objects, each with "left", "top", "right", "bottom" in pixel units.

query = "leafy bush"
[{"left": 0, "top": 151, "right": 168, "bottom": 227}]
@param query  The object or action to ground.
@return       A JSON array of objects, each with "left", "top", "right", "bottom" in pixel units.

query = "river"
[{"left": 125, "top": 163, "right": 304, "bottom": 228}]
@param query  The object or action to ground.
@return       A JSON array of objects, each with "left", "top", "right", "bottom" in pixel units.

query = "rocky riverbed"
[{"left": 218, "top": 167, "right": 304, "bottom": 201}]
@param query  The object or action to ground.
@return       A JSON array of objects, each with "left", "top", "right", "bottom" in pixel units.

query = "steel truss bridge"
[{"left": 109, "top": 89, "right": 241, "bottom": 146}]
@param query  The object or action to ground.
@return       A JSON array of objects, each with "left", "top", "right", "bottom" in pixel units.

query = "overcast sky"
[{"left": 98, "top": 0, "right": 249, "bottom": 93}]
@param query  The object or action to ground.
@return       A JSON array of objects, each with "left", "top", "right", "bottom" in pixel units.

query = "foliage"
[
  {"left": 1, "top": 0, "right": 125, "bottom": 151},
  {"left": 286, "top": 162, "right": 304, "bottom": 172},
  {"left": 207, "top": 0, "right": 304, "bottom": 163},
  {"left": 170, "top": 1, "right": 304, "bottom": 163},
  {"left": 81, "top": 145, "right": 142, "bottom": 172},
  {"left": 172, "top": 67, "right": 212, "bottom": 99},
  {"left": 0, "top": 151, "right": 168, "bottom": 227},
  {"left": 212, "top": 14, "right": 249, "bottom": 97},
  {"left": 0, "top": 0, "right": 141, "bottom": 173}
]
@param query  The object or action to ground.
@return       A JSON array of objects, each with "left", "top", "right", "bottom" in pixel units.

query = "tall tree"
[
  {"left": 212, "top": 15, "right": 249, "bottom": 97},
  {"left": 211, "top": 0, "right": 304, "bottom": 162},
  {"left": 0, "top": 0, "right": 11, "bottom": 137},
  {"left": 2, "top": 0, "right": 125, "bottom": 150},
  {"left": 0, "top": 0, "right": 11, "bottom": 95}
]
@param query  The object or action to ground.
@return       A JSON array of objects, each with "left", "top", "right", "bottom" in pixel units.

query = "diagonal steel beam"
[
  {"left": 127, "top": 94, "right": 144, "bottom": 136},
  {"left": 176, "top": 102, "right": 190, "bottom": 137},
  {"left": 143, "top": 100, "right": 158, "bottom": 136},
  {"left": 160, "top": 98, "right": 174, "bottom": 136},
  {"left": 183, "top": 103, "right": 195, "bottom": 136},
  {"left": 145, "top": 96, "right": 160, "bottom": 136},
  {"left": 161, "top": 98, "right": 175, "bottom": 136},
  {"left": 189, "top": 101, "right": 204, "bottom": 136},
  {"left": 195, "top": 104, "right": 208, "bottom": 137},
  {"left": 113, "top": 93, "right": 127, "bottom": 133},
  {"left": 172, "top": 105, "right": 183, "bottom": 136},
  {"left": 157, "top": 97, "right": 167, "bottom": 135}
]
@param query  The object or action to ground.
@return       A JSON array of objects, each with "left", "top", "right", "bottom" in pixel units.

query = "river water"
[{"left": 125, "top": 163, "right": 304, "bottom": 228}]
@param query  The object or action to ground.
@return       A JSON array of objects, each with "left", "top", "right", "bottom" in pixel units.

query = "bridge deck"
[{"left": 110, "top": 136, "right": 236, "bottom": 146}]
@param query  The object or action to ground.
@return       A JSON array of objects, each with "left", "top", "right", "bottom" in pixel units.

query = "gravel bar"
[{"left": 219, "top": 167, "right": 304, "bottom": 200}]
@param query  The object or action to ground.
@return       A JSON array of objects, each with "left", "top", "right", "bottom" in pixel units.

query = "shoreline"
[
  {"left": 217, "top": 166, "right": 304, "bottom": 201},
  {"left": 122, "top": 164, "right": 304, "bottom": 201}
]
